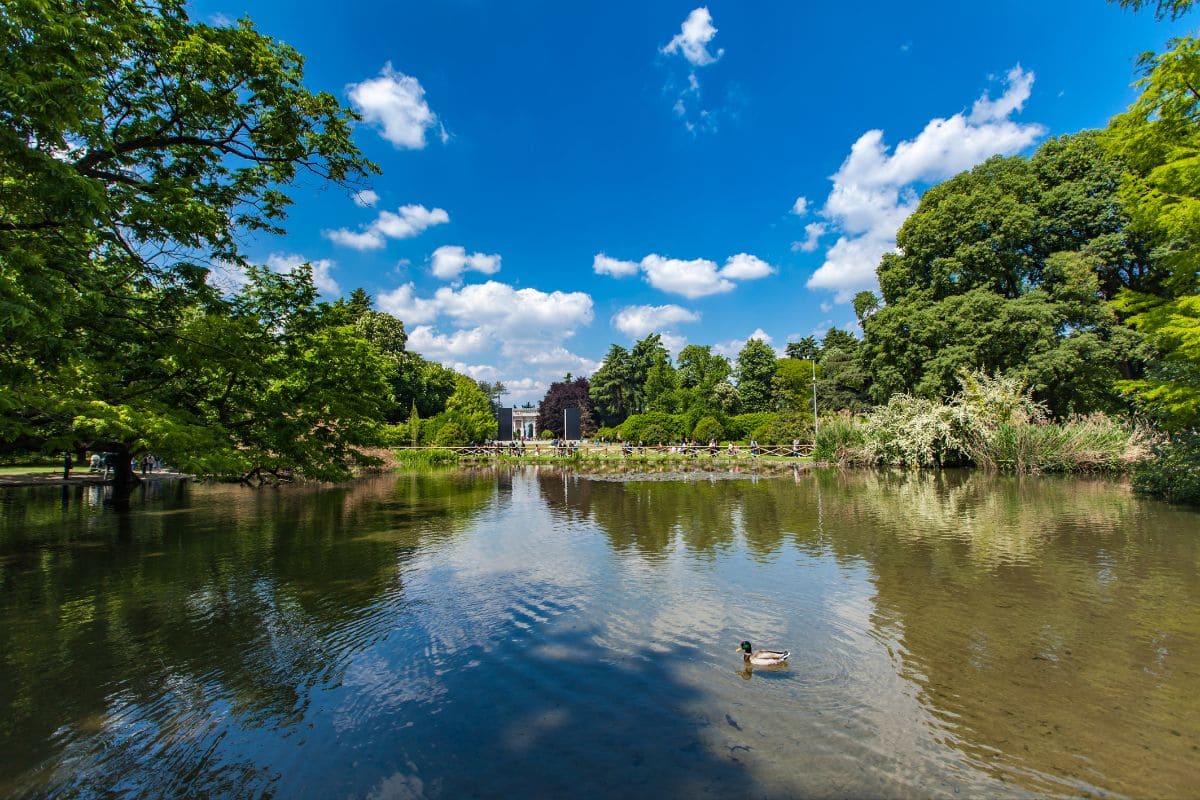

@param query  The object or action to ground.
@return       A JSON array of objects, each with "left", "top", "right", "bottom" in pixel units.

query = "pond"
[{"left": 0, "top": 468, "right": 1197, "bottom": 798}]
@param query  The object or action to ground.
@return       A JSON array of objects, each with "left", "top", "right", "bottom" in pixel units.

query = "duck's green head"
[{"left": 738, "top": 641, "right": 752, "bottom": 653}]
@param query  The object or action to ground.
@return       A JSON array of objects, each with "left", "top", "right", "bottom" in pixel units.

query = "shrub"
[
  {"left": 727, "top": 412, "right": 776, "bottom": 441},
  {"left": 752, "top": 411, "right": 812, "bottom": 445},
  {"left": 1133, "top": 431, "right": 1200, "bottom": 505},
  {"left": 952, "top": 372, "right": 1145, "bottom": 472},
  {"left": 639, "top": 423, "right": 677, "bottom": 445},
  {"left": 620, "top": 412, "right": 685, "bottom": 444},
  {"left": 418, "top": 415, "right": 444, "bottom": 444},
  {"left": 433, "top": 422, "right": 467, "bottom": 446},
  {"left": 692, "top": 416, "right": 724, "bottom": 443},
  {"left": 864, "top": 394, "right": 969, "bottom": 466},
  {"left": 377, "top": 424, "right": 409, "bottom": 447},
  {"left": 595, "top": 426, "right": 620, "bottom": 441},
  {"left": 809, "top": 370, "right": 1149, "bottom": 473},
  {"left": 813, "top": 414, "right": 869, "bottom": 463}
]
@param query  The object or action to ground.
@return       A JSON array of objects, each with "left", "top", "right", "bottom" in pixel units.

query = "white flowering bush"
[
  {"left": 862, "top": 394, "right": 972, "bottom": 466},
  {"left": 840, "top": 371, "right": 1145, "bottom": 472}
]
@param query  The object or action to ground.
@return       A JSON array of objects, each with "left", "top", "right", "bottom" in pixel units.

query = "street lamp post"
[{"left": 811, "top": 360, "right": 819, "bottom": 436}]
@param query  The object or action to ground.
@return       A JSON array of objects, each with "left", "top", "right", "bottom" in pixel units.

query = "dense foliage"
[
  {"left": 1133, "top": 432, "right": 1200, "bottom": 504},
  {"left": 538, "top": 377, "right": 596, "bottom": 438},
  {"left": 0, "top": 0, "right": 482, "bottom": 481},
  {"left": 3, "top": 0, "right": 1197, "bottom": 503},
  {"left": 814, "top": 372, "right": 1147, "bottom": 472},
  {"left": 860, "top": 132, "right": 1159, "bottom": 415},
  {"left": 1104, "top": 37, "right": 1200, "bottom": 430}
]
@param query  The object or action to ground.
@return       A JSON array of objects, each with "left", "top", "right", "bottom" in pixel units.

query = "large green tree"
[
  {"left": 538, "top": 377, "right": 594, "bottom": 438},
  {"left": 0, "top": 0, "right": 377, "bottom": 477},
  {"left": 817, "top": 328, "right": 871, "bottom": 412},
  {"left": 677, "top": 344, "right": 732, "bottom": 390},
  {"left": 773, "top": 358, "right": 817, "bottom": 413},
  {"left": 629, "top": 334, "right": 670, "bottom": 413},
  {"left": 736, "top": 338, "right": 778, "bottom": 413},
  {"left": 1105, "top": 35, "right": 1200, "bottom": 427},
  {"left": 71, "top": 265, "right": 393, "bottom": 482},
  {"left": 643, "top": 358, "right": 679, "bottom": 413},
  {"left": 439, "top": 375, "right": 499, "bottom": 443},
  {"left": 861, "top": 132, "right": 1158, "bottom": 415},
  {"left": 674, "top": 344, "right": 734, "bottom": 428},
  {"left": 785, "top": 337, "right": 820, "bottom": 361},
  {"left": 589, "top": 344, "right": 636, "bottom": 426}
]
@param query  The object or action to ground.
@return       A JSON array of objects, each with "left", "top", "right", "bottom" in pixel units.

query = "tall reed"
[{"left": 392, "top": 448, "right": 460, "bottom": 467}]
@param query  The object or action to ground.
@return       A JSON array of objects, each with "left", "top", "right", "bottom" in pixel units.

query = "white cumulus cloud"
[
  {"left": 720, "top": 253, "right": 775, "bottom": 280},
  {"left": 659, "top": 332, "right": 689, "bottom": 355},
  {"left": 514, "top": 345, "right": 602, "bottom": 376},
  {"left": 324, "top": 204, "right": 449, "bottom": 251},
  {"left": 430, "top": 245, "right": 501, "bottom": 281},
  {"left": 503, "top": 377, "right": 549, "bottom": 404},
  {"left": 407, "top": 325, "right": 490, "bottom": 359},
  {"left": 593, "top": 253, "right": 640, "bottom": 277},
  {"left": 379, "top": 280, "right": 598, "bottom": 405},
  {"left": 379, "top": 280, "right": 594, "bottom": 340},
  {"left": 662, "top": 7, "right": 723, "bottom": 66},
  {"left": 377, "top": 282, "right": 440, "bottom": 324},
  {"left": 347, "top": 63, "right": 440, "bottom": 150},
  {"left": 453, "top": 363, "right": 503, "bottom": 382},
  {"left": 641, "top": 254, "right": 733, "bottom": 298},
  {"left": 792, "top": 222, "right": 826, "bottom": 253},
  {"left": 435, "top": 281, "right": 593, "bottom": 336},
  {"left": 713, "top": 328, "right": 776, "bottom": 358},
  {"left": 611, "top": 304, "right": 700, "bottom": 339},
  {"left": 660, "top": 8, "right": 724, "bottom": 133},
  {"left": 791, "top": 196, "right": 809, "bottom": 216},
  {"left": 807, "top": 65, "right": 1044, "bottom": 302},
  {"left": 594, "top": 252, "right": 775, "bottom": 297},
  {"left": 352, "top": 189, "right": 379, "bottom": 208}
]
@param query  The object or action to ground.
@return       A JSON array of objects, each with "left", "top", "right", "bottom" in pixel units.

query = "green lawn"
[{"left": 0, "top": 463, "right": 62, "bottom": 476}]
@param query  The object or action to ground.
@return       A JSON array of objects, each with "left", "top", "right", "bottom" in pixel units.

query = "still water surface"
[{"left": 0, "top": 468, "right": 1197, "bottom": 798}]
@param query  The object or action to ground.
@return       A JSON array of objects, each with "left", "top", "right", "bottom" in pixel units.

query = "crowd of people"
[
  {"left": 84, "top": 452, "right": 166, "bottom": 479},
  {"left": 458, "top": 437, "right": 809, "bottom": 458}
]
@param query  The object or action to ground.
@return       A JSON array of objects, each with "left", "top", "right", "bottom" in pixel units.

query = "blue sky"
[{"left": 194, "top": 0, "right": 1192, "bottom": 403}]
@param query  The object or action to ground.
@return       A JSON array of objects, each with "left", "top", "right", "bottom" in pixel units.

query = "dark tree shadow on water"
[{"left": 344, "top": 625, "right": 770, "bottom": 800}]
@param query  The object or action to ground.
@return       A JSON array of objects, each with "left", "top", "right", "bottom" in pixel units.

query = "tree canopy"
[
  {"left": 538, "top": 377, "right": 595, "bottom": 438},
  {"left": 0, "top": 0, "right": 391, "bottom": 480},
  {"left": 735, "top": 338, "right": 778, "bottom": 413},
  {"left": 1105, "top": 35, "right": 1200, "bottom": 428},
  {"left": 860, "top": 132, "right": 1159, "bottom": 415}
]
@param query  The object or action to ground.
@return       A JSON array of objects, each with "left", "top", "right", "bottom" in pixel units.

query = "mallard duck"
[{"left": 738, "top": 640, "right": 789, "bottom": 666}]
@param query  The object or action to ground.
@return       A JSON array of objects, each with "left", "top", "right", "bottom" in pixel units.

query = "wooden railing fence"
[{"left": 393, "top": 443, "right": 816, "bottom": 459}]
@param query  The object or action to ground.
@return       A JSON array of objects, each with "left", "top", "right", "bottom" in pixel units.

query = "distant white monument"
[{"left": 512, "top": 408, "right": 538, "bottom": 439}]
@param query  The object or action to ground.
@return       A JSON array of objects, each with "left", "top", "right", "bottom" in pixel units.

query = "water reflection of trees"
[
  {"left": 535, "top": 468, "right": 822, "bottom": 561},
  {"left": 536, "top": 465, "right": 1200, "bottom": 796},
  {"left": 536, "top": 470, "right": 741, "bottom": 558},
  {"left": 811, "top": 469, "right": 1200, "bottom": 797},
  {"left": 0, "top": 473, "right": 493, "bottom": 797}
]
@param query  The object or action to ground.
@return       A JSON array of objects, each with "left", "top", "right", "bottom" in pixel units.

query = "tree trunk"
[{"left": 107, "top": 442, "right": 141, "bottom": 507}]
